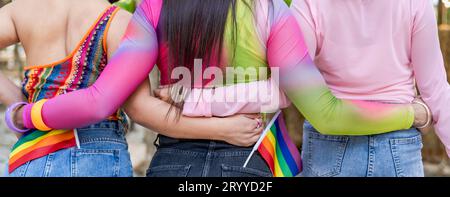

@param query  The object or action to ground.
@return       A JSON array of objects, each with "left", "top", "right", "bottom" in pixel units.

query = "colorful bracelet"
[
  {"left": 31, "top": 99, "right": 52, "bottom": 131},
  {"left": 22, "top": 104, "right": 34, "bottom": 129},
  {"left": 5, "top": 102, "right": 31, "bottom": 133}
]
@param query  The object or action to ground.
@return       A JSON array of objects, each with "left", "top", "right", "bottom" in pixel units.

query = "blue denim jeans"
[
  {"left": 7, "top": 121, "right": 133, "bottom": 177},
  {"left": 146, "top": 135, "right": 272, "bottom": 177},
  {"left": 299, "top": 121, "right": 424, "bottom": 177}
]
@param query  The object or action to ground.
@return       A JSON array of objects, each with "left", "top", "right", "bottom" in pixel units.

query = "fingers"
[
  {"left": 153, "top": 89, "right": 161, "bottom": 97},
  {"left": 242, "top": 116, "right": 264, "bottom": 132},
  {"left": 242, "top": 125, "right": 264, "bottom": 147},
  {"left": 254, "top": 124, "right": 264, "bottom": 134},
  {"left": 154, "top": 88, "right": 171, "bottom": 102},
  {"left": 230, "top": 126, "right": 264, "bottom": 147},
  {"left": 246, "top": 132, "right": 263, "bottom": 147},
  {"left": 243, "top": 113, "right": 262, "bottom": 119},
  {"left": 238, "top": 114, "right": 263, "bottom": 130}
]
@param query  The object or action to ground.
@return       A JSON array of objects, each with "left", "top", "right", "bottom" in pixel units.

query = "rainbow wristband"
[
  {"left": 31, "top": 99, "right": 52, "bottom": 131},
  {"left": 5, "top": 102, "right": 30, "bottom": 134}
]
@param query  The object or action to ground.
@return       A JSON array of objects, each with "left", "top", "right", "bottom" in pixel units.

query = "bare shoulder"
[
  {"left": 0, "top": 0, "right": 13, "bottom": 14},
  {"left": 110, "top": 9, "right": 133, "bottom": 35},
  {"left": 5, "top": 0, "right": 24, "bottom": 17},
  {"left": 9, "top": 0, "right": 41, "bottom": 12},
  {"left": 9, "top": 0, "right": 69, "bottom": 27},
  {"left": 106, "top": 9, "right": 133, "bottom": 57},
  {"left": 112, "top": 9, "right": 133, "bottom": 30},
  {"left": 0, "top": 1, "right": 18, "bottom": 48}
]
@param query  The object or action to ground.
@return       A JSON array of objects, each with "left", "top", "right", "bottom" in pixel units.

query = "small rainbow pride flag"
[{"left": 243, "top": 111, "right": 302, "bottom": 177}]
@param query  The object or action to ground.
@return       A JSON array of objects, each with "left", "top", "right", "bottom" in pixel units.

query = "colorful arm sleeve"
[
  {"left": 182, "top": 80, "right": 291, "bottom": 117},
  {"left": 23, "top": 0, "right": 159, "bottom": 129},
  {"left": 268, "top": 1, "right": 414, "bottom": 135},
  {"left": 411, "top": 0, "right": 450, "bottom": 156},
  {"left": 183, "top": 0, "right": 414, "bottom": 136}
]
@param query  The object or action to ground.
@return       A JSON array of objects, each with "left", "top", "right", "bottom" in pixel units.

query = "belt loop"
[
  {"left": 74, "top": 129, "right": 81, "bottom": 149},
  {"left": 154, "top": 135, "right": 160, "bottom": 148}
]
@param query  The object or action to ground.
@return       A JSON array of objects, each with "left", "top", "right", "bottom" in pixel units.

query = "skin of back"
[{"left": 5, "top": 0, "right": 131, "bottom": 66}]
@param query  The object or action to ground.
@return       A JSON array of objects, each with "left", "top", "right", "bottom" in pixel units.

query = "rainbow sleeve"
[
  {"left": 181, "top": 1, "right": 414, "bottom": 135},
  {"left": 268, "top": 7, "right": 414, "bottom": 135},
  {"left": 22, "top": 0, "right": 160, "bottom": 129}
]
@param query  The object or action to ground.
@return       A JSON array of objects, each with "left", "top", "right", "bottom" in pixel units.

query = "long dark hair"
[
  {"left": 161, "top": 0, "right": 240, "bottom": 118},
  {"left": 161, "top": 0, "right": 238, "bottom": 79}
]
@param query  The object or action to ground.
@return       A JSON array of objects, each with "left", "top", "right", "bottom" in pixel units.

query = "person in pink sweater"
[{"left": 291, "top": 0, "right": 449, "bottom": 177}]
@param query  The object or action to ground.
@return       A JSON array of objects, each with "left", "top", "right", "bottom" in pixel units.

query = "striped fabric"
[
  {"left": 9, "top": 6, "right": 124, "bottom": 173},
  {"left": 258, "top": 113, "right": 302, "bottom": 177}
]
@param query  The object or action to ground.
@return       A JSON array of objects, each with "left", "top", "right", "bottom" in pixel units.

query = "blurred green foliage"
[
  {"left": 114, "top": 0, "right": 137, "bottom": 13},
  {"left": 284, "top": 0, "right": 292, "bottom": 7}
]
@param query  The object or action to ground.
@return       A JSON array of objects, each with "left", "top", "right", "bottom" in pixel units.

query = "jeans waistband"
[
  {"left": 75, "top": 120, "right": 128, "bottom": 145},
  {"left": 303, "top": 121, "right": 419, "bottom": 138},
  {"left": 157, "top": 135, "right": 252, "bottom": 152},
  {"left": 78, "top": 120, "right": 125, "bottom": 130}
]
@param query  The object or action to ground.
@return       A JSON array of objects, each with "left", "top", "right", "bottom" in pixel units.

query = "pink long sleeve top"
[{"left": 292, "top": 0, "right": 450, "bottom": 156}]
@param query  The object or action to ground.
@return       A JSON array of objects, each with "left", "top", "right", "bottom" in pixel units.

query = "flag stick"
[{"left": 243, "top": 110, "right": 282, "bottom": 168}]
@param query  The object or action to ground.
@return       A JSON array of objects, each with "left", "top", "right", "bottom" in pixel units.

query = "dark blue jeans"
[{"left": 147, "top": 135, "right": 272, "bottom": 177}]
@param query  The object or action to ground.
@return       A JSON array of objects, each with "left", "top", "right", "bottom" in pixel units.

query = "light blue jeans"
[
  {"left": 299, "top": 121, "right": 424, "bottom": 177},
  {"left": 7, "top": 121, "right": 133, "bottom": 177}
]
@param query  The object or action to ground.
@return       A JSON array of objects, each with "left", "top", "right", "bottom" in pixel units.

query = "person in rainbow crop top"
[
  {"left": 0, "top": 0, "right": 264, "bottom": 177},
  {"left": 4, "top": 0, "right": 432, "bottom": 177}
]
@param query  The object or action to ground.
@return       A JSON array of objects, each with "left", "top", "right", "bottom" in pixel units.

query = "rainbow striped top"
[{"left": 9, "top": 6, "right": 125, "bottom": 173}]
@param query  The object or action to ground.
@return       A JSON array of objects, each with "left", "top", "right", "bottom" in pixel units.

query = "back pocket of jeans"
[
  {"left": 221, "top": 165, "right": 273, "bottom": 177},
  {"left": 390, "top": 134, "right": 424, "bottom": 177},
  {"left": 71, "top": 149, "right": 120, "bottom": 177},
  {"left": 303, "top": 129, "right": 349, "bottom": 177},
  {"left": 147, "top": 165, "right": 191, "bottom": 177}
]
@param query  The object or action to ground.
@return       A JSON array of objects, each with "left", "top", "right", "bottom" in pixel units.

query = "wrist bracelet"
[
  {"left": 5, "top": 102, "right": 31, "bottom": 133},
  {"left": 23, "top": 104, "right": 34, "bottom": 129},
  {"left": 31, "top": 99, "right": 52, "bottom": 131},
  {"left": 413, "top": 100, "right": 432, "bottom": 129}
]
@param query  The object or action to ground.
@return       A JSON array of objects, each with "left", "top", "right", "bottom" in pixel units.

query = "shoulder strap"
[
  {"left": 103, "top": 6, "right": 121, "bottom": 53},
  {"left": 71, "top": 6, "right": 117, "bottom": 54}
]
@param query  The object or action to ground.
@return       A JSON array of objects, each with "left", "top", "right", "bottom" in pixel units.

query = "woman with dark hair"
[
  {"left": 6, "top": 0, "right": 428, "bottom": 177},
  {"left": 0, "top": 0, "right": 262, "bottom": 177}
]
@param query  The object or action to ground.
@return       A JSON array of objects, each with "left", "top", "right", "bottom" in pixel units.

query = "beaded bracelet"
[{"left": 5, "top": 102, "right": 31, "bottom": 133}]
